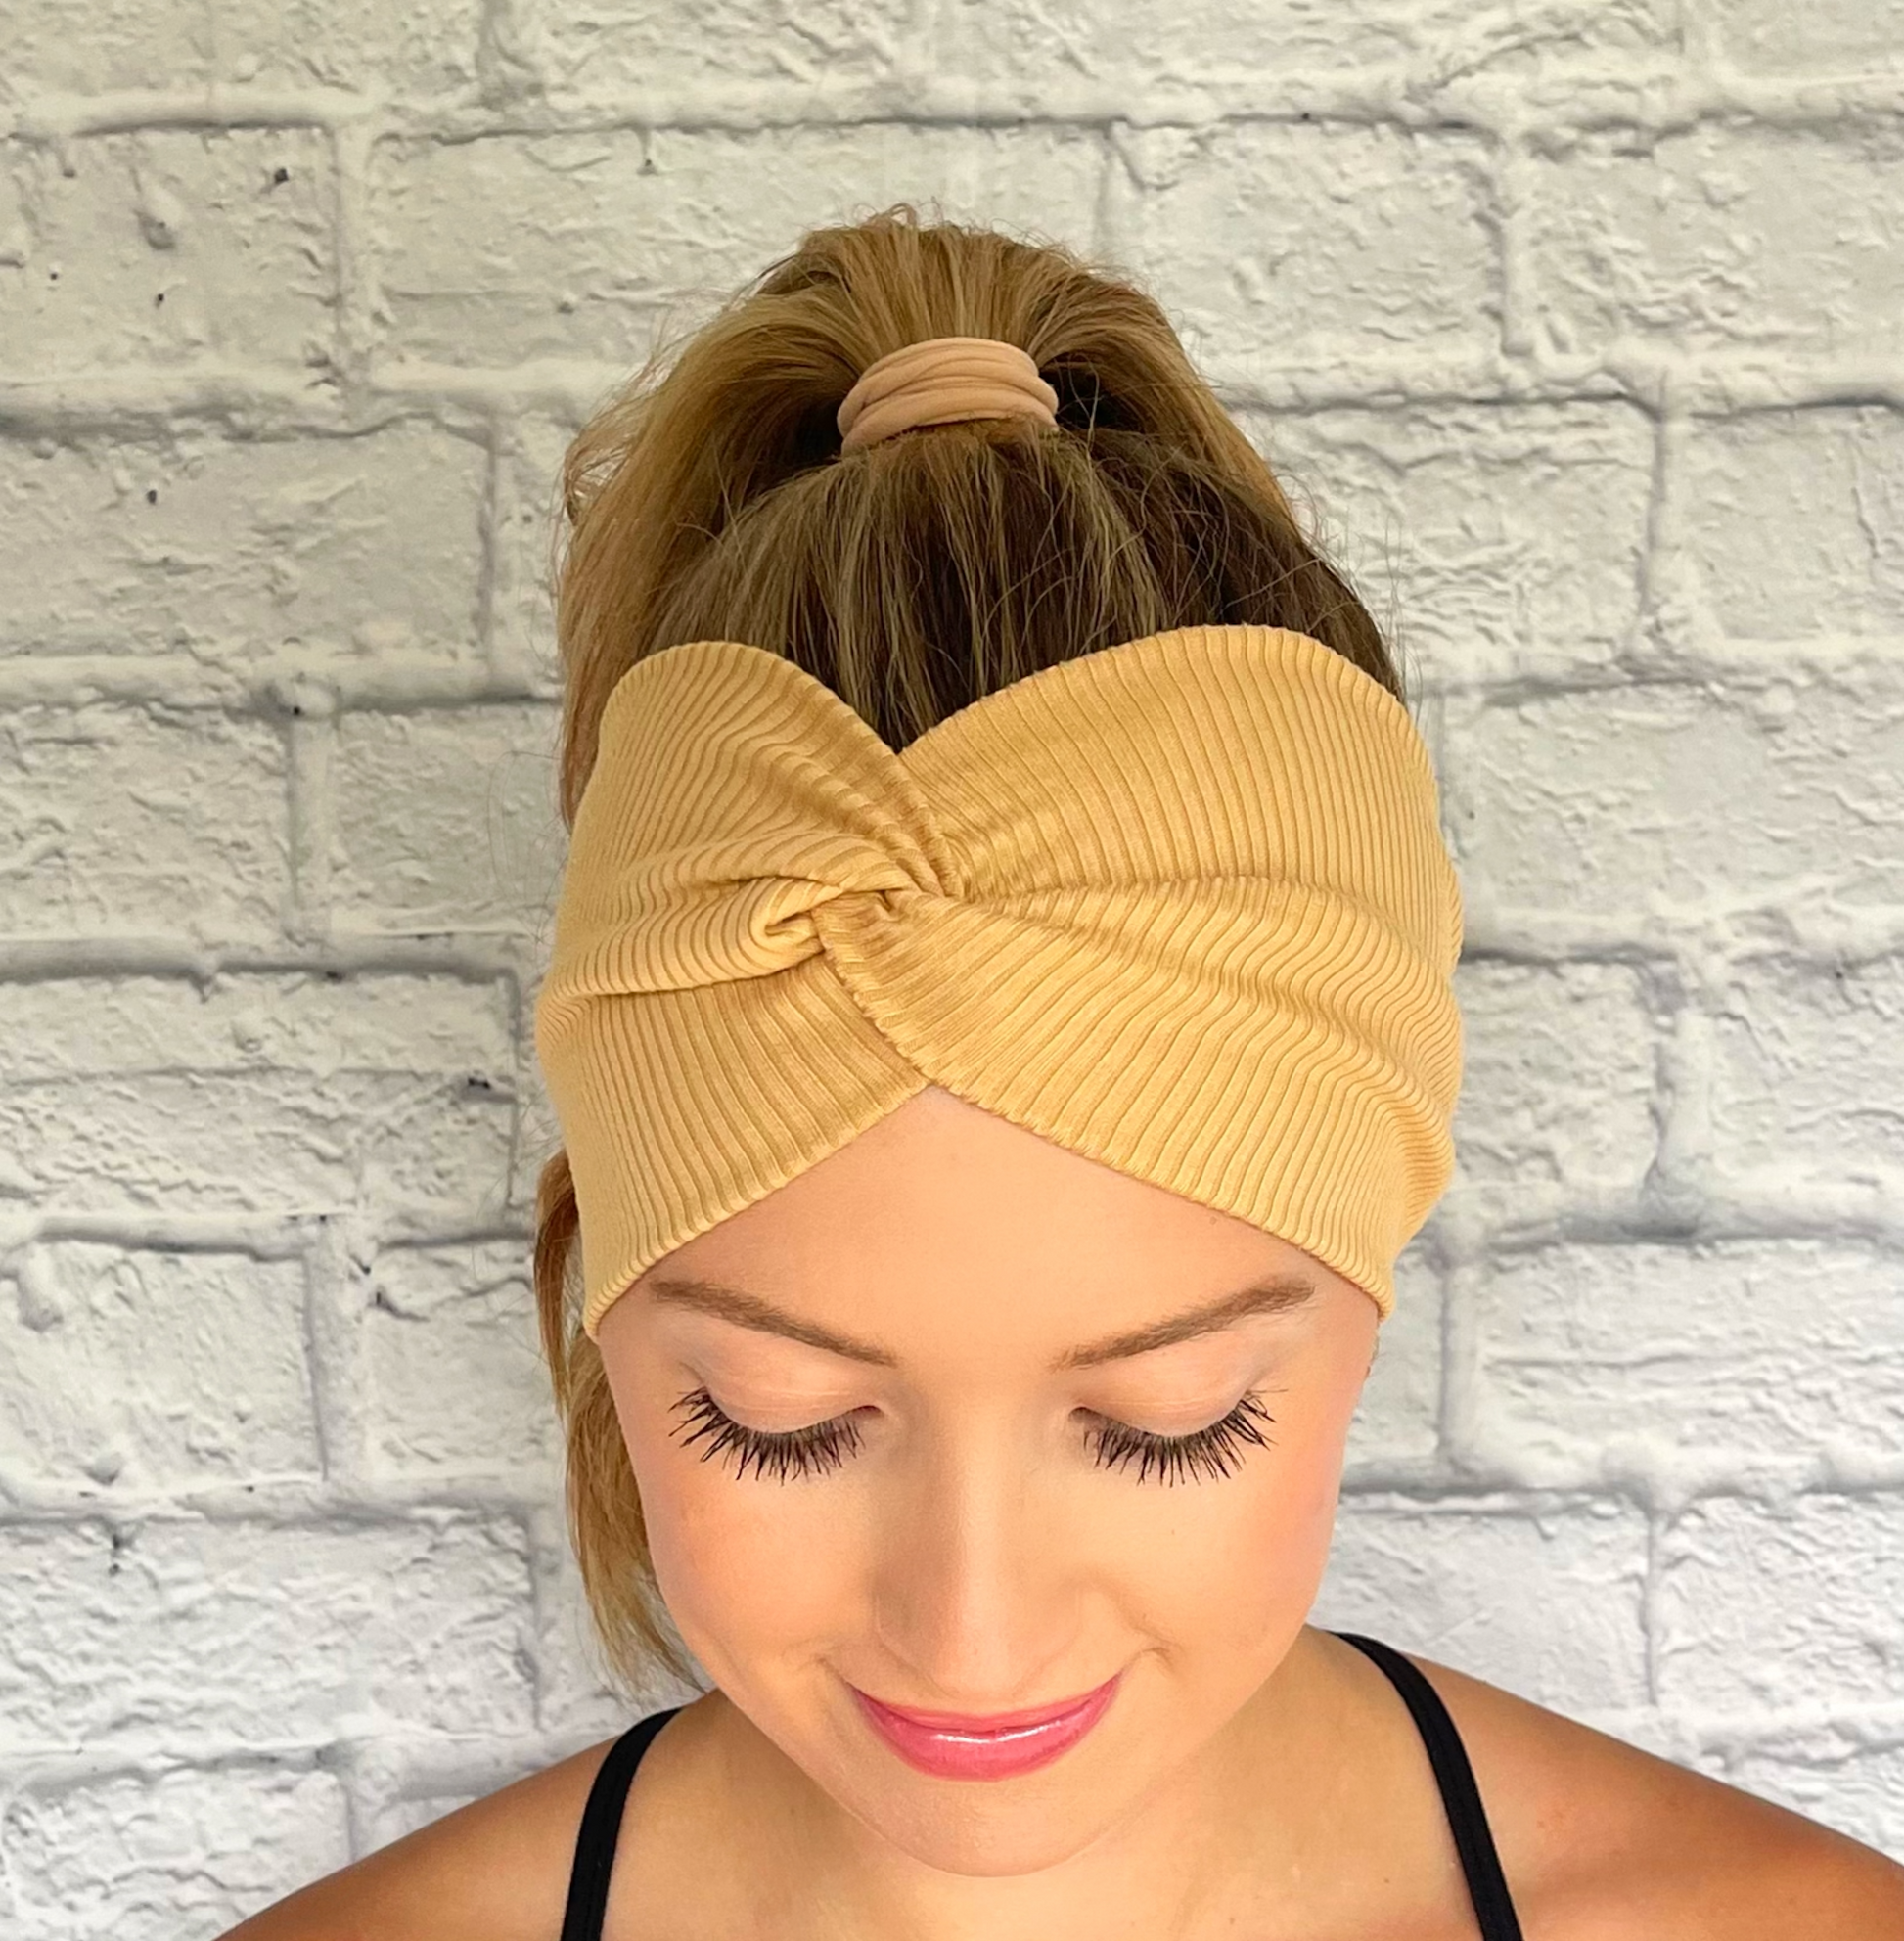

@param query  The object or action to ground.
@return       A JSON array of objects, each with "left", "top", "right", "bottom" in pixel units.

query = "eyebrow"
[{"left": 642, "top": 1271, "right": 1316, "bottom": 1373}]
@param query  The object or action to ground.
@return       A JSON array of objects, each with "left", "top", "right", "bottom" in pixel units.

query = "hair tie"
[{"left": 837, "top": 336, "right": 1060, "bottom": 453}]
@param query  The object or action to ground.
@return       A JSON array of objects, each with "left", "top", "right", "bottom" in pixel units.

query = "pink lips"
[{"left": 851, "top": 1672, "right": 1121, "bottom": 1780}]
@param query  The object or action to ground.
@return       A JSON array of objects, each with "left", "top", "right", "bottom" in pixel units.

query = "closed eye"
[{"left": 668, "top": 1387, "right": 1275, "bottom": 1486}]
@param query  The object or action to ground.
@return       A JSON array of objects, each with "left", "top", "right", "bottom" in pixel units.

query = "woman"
[{"left": 228, "top": 206, "right": 1904, "bottom": 1940}]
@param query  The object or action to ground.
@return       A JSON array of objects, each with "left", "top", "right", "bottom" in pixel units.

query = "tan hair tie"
[{"left": 837, "top": 336, "right": 1061, "bottom": 453}]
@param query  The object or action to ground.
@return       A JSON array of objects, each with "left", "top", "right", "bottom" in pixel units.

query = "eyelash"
[{"left": 668, "top": 1386, "right": 1276, "bottom": 1487}]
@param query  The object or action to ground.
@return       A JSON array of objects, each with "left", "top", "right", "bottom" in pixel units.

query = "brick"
[
  {"left": 1103, "top": 122, "right": 1496, "bottom": 370},
  {"left": 0, "top": 130, "right": 335, "bottom": 378},
  {"left": 0, "top": 971, "right": 515, "bottom": 1214},
  {"left": 0, "top": 701, "right": 287, "bottom": 941},
  {"left": 213, "top": 0, "right": 482, "bottom": 96},
  {"left": 1710, "top": 954, "right": 1904, "bottom": 1184},
  {"left": 528, "top": 0, "right": 920, "bottom": 91},
  {"left": 1525, "top": 125, "right": 1904, "bottom": 361},
  {"left": 489, "top": 415, "right": 576, "bottom": 690},
  {"left": 1472, "top": 1240, "right": 1904, "bottom": 1470},
  {"left": 1259, "top": 402, "right": 1655, "bottom": 686},
  {"left": 368, "top": 123, "right": 1105, "bottom": 366},
  {"left": 1444, "top": 662, "right": 1904, "bottom": 922},
  {"left": 1711, "top": 0, "right": 1904, "bottom": 74},
  {"left": 3, "top": 1760, "right": 348, "bottom": 1940},
  {"left": 1448, "top": 959, "right": 1657, "bottom": 1193},
  {"left": 0, "top": 0, "right": 212, "bottom": 99},
  {"left": 364, "top": 1240, "right": 563, "bottom": 1481},
  {"left": 331, "top": 702, "right": 565, "bottom": 931},
  {"left": 0, "top": 1515, "right": 536, "bottom": 1744},
  {"left": 1345, "top": 1245, "right": 1444, "bottom": 1469},
  {"left": 1312, "top": 1493, "right": 1651, "bottom": 1713},
  {"left": 1677, "top": 407, "right": 1904, "bottom": 639},
  {"left": 0, "top": 422, "right": 487, "bottom": 665},
  {"left": 0, "top": 0, "right": 480, "bottom": 101},
  {"left": 1657, "top": 1493, "right": 1904, "bottom": 1713},
  {"left": 931, "top": 0, "right": 1677, "bottom": 86},
  {"left": 0, "top": 1241, "right": 319, "bottom": 1492}
]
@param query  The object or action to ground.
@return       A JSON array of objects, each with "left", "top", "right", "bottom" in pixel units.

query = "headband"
[{"left": 534, "top": 624, "right": 1465, "bottom": 1343}]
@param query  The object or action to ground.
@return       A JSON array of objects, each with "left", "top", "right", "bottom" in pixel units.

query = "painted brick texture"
[{"left": 2, "top": 3, "right": 1901, "bottom": 1930}]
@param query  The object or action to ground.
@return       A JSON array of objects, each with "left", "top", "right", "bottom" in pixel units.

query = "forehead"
[{"left": 636, "top": 1086, "right": 1351, "bottom": 1359}]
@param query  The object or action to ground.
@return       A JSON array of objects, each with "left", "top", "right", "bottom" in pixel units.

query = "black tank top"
[{"left": 558, "top": 1629, "right": 1524, "bottom": 1941}]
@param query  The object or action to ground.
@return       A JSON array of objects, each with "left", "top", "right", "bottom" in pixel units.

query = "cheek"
[
  {"left": 1133, "top": 1383, "right": 1354, "bottom": 1658},
  {"left": 619, "top": 1397, "right": 864, "bottom": 1662}
]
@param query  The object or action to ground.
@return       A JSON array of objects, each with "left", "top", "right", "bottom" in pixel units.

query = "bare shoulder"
[
  {"left": 1404, "top": 1648, "right": 1904, "bottom": 1940},
  {"left": 215, "top": 1705, "right": 697, "bottom": 1941}
]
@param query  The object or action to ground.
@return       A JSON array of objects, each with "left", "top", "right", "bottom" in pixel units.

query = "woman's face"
[{"left": 595, "top": 1084, "right": 1379, "bottom": 1878}]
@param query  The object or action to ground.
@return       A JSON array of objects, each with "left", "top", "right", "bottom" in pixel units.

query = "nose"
[{"left": 867, "top": 1416, "right": 1084, "bottom": 1707}]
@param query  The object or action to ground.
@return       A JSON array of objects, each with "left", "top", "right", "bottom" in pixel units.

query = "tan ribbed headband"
[
  {"left": 837, "top": 336, "right": 1060, "bottom": 452},
  {"left": 535, "top": 624, "right": 1465, "bottom": 1343}
]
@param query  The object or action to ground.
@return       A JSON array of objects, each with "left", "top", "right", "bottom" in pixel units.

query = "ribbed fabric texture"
[
  {"left": 836, "top": 337, "right": 1060, "bottom": 452},
  {"left": 533, "top": 624, "right": 1465, "bottom": 1342}
]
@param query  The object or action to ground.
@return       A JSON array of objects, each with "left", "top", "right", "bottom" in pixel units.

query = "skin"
[
  {"left": 594, "top": 1081, "right": 1383, "bottom": 1937},
  {"left": 223, "top": 1084, "right": 1904, "bottom": 1939}
]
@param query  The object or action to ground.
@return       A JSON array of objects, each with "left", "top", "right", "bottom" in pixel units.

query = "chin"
[{"left": 827, "top": 1762, "right": 1141, "bottom": 1878}]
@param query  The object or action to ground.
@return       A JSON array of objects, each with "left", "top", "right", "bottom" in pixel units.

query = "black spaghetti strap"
[
  {"left": 1333, "top": 1632, "right": 1525, "bottom": 1941},
  {"left": 558, "top": 1705, "right": 683, "bottom": 1941}
]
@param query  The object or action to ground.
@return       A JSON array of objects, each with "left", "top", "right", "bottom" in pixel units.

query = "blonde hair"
[{"left": 533, "top": 202, "right": 1407, "bottom": 1698}]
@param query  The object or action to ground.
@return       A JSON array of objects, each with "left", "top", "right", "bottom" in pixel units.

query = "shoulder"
[
  {"left": 216, "top": 1702, "right": 703, "bottom": 1941},
  {"left": 1401, "top": 1647, "right": 1904, "bottom": 1940}
]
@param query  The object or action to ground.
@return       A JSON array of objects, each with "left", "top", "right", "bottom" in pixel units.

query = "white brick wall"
[{"left": 2, "top": 4, "right": 1900, "bottom": 1929}]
